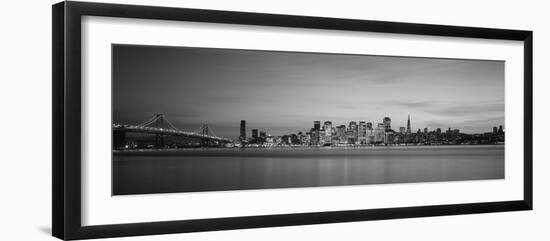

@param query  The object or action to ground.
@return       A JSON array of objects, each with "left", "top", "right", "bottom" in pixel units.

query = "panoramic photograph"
[{"left": 111, "top": 44, "right": 505, "bottom": 195}]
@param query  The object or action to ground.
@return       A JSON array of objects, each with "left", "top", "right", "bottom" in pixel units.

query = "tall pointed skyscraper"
[{"left": 406, "top": 115, "right": 411, "bottom": 134}]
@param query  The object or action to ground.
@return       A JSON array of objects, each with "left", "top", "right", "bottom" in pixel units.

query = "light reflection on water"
[{"left": 112, "top": 145, "right": 504, "bottom": 195}]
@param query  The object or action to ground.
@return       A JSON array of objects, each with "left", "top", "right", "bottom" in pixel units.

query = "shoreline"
[{"left": 113, "top": 143, "right": 504, "bottom": 154}]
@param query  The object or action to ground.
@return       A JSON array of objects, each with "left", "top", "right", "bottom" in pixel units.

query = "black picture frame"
[{"left": 52, "top": 1, "right": 533, "bottom": 240}]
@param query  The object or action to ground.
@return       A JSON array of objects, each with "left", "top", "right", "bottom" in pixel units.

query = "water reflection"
[{"left": 113, "top": 145, "right": 504, "bottom": 195}]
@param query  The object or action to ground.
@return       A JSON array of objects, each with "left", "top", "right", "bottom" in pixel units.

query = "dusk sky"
[{"left": 112, "top": 45, "right": 504, "bottom": 138}]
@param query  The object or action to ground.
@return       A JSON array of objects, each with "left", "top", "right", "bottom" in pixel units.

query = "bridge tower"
[
  {"left": 154, "top": 114, "right": 165, "bottom": 148},
  {"left": 201, "top": 123, "right": 210, "bottom": 147}
]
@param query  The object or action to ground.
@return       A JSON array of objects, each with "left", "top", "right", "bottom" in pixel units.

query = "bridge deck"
[{"left": 113, "top": 124, "right": 233, "bottom": 142}]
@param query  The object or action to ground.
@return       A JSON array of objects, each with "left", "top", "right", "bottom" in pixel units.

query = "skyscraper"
[
  {"left": 312, "top": 121, "right": 321, "bottom": 145},
  {"left": 319, "top": 129, "right": 326, "bottom": 145},
  {"left": 336, "top": 125, "right": 347, "bottom": 144},
  {"left": 323, "top": 121, "right": 332, "bottom": 131},
  {"left": 349, "top": 121, "right": 358, "bottom": 136},
  {"left": 239, "top": 120, "right": 246, "bottom": 141},
  {"left": 406, "top": 115, "right": 411, "bottom": 134},
  {"left": 323, "top": 121, "right": 333, "bottom": 143},
  {"left": 348, "top": 121, "right": 358, "bottom": 144},
  {"left": 366, "top": 122, "right": 373, "bottom": 130},
  {"left": 314, "top": 121, "right": 321, "bottom": 131},
  {"left": 259, "top": 131, "right": 266, "bottom": 144},
  {"left": 374, "top": 124, "right": 385, "bottom": 143},
  {"left": 383, "top": 117, "right": 391, "bottom": 131},
  {"left": 366, "top": 127, "right": 375, "bottom": 144},
  {"left": 358, "top": 121, "right": 367, "bottom": 144}
]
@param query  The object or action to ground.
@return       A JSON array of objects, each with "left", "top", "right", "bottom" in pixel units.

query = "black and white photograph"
[
  {"left": 112, "top": 44, "right": 505, "bottom": 195},
  {"left": 39, "top": 1, "right": 537, "bottom": 240}
]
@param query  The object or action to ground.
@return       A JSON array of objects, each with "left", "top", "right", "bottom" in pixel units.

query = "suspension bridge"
[{"left": 113, "top": 114, "right": 233, "bottom": 149}]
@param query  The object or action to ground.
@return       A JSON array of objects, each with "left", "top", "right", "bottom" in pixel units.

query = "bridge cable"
[
  {"left": 162, "top": 118, "right": 180, "bottom": 131},
  {"left": 208, "top": 127, "right": 219, "bottom": 137},
  {"left": 138, "top": 115, "right": 160, "bottom": 127}
]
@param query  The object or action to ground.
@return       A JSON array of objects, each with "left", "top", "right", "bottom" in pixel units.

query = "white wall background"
[{"left": 0, "top": 0, "right": 547, "bottom": 240}]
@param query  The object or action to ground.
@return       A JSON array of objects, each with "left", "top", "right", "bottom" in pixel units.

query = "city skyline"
[
  {"left": 112, "top": 114, "right": 505, "bottom": 150},
  {"left": 113, "top": 45, "right": 504, "bottom": 138},
  {"left": 237, "top": 116, "right": 503, "bottom": 140},
  {"left": 230, "top": 116, "right": 505, "bottom": 148}
]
